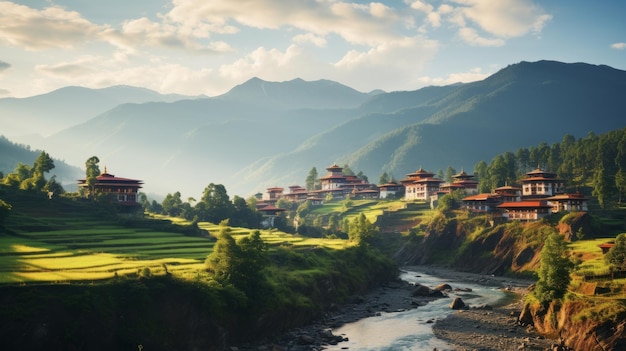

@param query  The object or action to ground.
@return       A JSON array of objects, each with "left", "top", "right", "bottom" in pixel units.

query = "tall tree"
[
  {"left": 85, "top": 156, "right": 100, "bottom": 198},
  {"left": 161, "top": 191, "right": 183, "bottom": 217},
  {"left": 436, "top": 169, "right": 444, "bottom": 180},
  {"left": 356, "top": 171, "right": 368, "bottom": 182},
  {"left": 515, "top": 147, "right": 531, "bottom": 175},
  {"left": 592, "top": 137, "right": 617, "bottom": 209},
  {"left": 206, "top": 229, "right": 270, "bottom": 304},
  {"left": 378, "top": 172, "right": 389, "bottom": 185},
  {"left": 33, "top": 151, "right": 55, "bottom": 174},
  {"left": 473, "top": 160, "right": 489, "bottom": 193},
  {"left": 348, "top": 213, "right": 379, "bottom": 246},
  {"left": 200, "top": 183, "right": 234, "bottom": 223},
  {"left": 305, "top": 167, "right": 319, "bottom": 191},
  {"left": 615, "top": 133, "right": 626, "bottom": 204},
  {"left": 444, "top": 166, "right": 456, "bottom": 183},
  {"left": 605, "top": 234, "right": 626, "bottom": 270},
  {"left": 342, "top": 164, "right": 355, "bottom": 176},
  {"left": 232, "top": 195, "right": 259, "bottom": 228},
  {"left": 533, "top": 231, "right": 573, "bottom": 305}
]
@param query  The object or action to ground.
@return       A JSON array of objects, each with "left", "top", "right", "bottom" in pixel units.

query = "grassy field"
[
  {"left": 0, "top": 192, "right": 432, "bottom": 285},
  {"left": 0, "top": 217, "right": 352, "bottom": 284},
  {"left": 0, "top": 190, "right": 354, "bottom": 285}
]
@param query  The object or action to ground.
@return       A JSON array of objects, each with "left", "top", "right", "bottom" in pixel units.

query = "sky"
[{"left": 0, "top": 0, "right": 624, "bottom": 98}]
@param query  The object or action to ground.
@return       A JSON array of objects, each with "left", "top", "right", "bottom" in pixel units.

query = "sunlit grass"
[{"left": 569, "top": 238, "right": 613, "bottom": 272}]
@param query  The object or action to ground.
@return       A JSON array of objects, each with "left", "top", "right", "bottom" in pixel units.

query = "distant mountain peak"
[{"left": 219, "top": 77, "right": 373, "bottom": 110}]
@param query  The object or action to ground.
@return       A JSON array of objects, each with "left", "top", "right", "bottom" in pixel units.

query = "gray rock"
[{"left": 450, "top": 297, "right": 466, "bottom": 310}]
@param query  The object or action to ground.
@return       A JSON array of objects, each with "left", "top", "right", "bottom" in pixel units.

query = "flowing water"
[{"left": 324, "top": 269, "right": 508, "bottom": 351}]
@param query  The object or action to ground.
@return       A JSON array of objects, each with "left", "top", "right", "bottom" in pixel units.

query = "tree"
[
  {"left": 235, "top": 230, "right": 269, "bottom": 297},
  {"left": 533, "top": 231, "right": 574, "bottom": 305},
  {"left": 342, "top": 164, "right": 355, "bottom": 176},
  {"left": 348, "top": 213, "right": 379, "bottom": 246},
  {"left": 85, "top": 156, "right": 100, "bottom": 198},
  {"left": 378, "top": 172, "right": 389, "bottom": 185},
  {"left": 33, "top": 151, "right": 55, "bottom": 174},
  {"left": 592, "top": 138, "right": 617, "bottom": 208},
  {"left": 206, "top": 228, "right": 269, "bottom": 299},
  {"left": 43, "top": 175, "right": 65, "bottom": 195},
  {"left": 356, "top": 171, "right": 368, "bottom": 182},
  {"left": 473, "top": 160, "right": 489, "bottom": 193},
  {"left": 305, "top": 167, "right": 320, "bottom": 191},
  {"left": 205, "top": 228, "right": 240, "bottom": 284},
  {"left": 232, "top": 195, "right": 259, "bottom": 228},
  {"left": 436, "top": 169, "right": 444, "bottom": 180},
  {"left": 605, "top": 234, "right": 626, "bottom": 270},
  {"left": 2, "top": 163, "right": 31, "bottom": 188},
  {"left": 199, "top": 183, "right": 234, "bottom": 223},
  {"left": 444, "top": 166, "right": 456, "bottom": 183},
  {"left": 327, "top": 213, "right": 339, "bottom": 232},
  {"left": 161, "top": 191, "right": 183, "bottom": 217}
]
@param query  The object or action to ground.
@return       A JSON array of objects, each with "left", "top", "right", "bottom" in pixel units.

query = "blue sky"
[{"left": 0, "top": 0, "right": 624, "bottom": 98}]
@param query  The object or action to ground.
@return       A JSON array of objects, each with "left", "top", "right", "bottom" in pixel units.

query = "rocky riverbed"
[{"left": 233, "top": 266, "right": 561, "bottom": 351}]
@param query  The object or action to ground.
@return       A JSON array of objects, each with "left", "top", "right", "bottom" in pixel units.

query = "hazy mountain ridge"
[
  {"left": 2, "top": 85, "right": 201, "bottom": 140},
  {"left": 251, "top": 60, "right": 626, "bottom": 191},
  {"left": 2, "top": 60, "right": 625, "bottom": 198}
]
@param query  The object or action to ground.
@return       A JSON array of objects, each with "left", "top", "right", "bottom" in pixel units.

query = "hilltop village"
[
  {"left": 77, "top": 162, "right": 589, "bottom": 226},
  {"left": 255, "top": 164, "right": 589, "bottom": 223}
]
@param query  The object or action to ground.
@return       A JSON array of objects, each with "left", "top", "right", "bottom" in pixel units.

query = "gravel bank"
[{"left": 235, "top": 266, "right": 561, "bottom": 351}]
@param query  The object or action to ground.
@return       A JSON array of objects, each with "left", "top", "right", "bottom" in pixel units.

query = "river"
[{"left": 324, "top": 269, "right": 509, "bottom": 351}]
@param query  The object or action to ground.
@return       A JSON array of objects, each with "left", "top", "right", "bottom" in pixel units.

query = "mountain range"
[{"left": 1, "top": 60, "right": 625, "bottom": 199}]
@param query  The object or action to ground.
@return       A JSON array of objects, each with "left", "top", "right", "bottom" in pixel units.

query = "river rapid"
[{"left": 324, "top": 269, "right": 510, "bottom": 351}]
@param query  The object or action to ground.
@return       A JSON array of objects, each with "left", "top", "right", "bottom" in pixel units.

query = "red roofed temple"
[{"left": 78, "top": 167, "right": 143, "bottom": 206}]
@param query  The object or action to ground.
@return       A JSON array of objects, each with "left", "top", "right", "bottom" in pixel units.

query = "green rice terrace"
[
  {"left": 0, "top": 191, "right": 423, "bottom": 285},
  {"left": 0, "top": 197, "right": 352, "bottom": 284}
]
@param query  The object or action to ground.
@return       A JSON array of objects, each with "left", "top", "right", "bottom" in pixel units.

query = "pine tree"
[{"left": 533, "top": 231, "right": 573, "bottom": 304}]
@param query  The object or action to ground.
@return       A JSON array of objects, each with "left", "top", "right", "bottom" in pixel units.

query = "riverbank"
[
  {"left": 413, "top": 265, "right": 558, "bottom": 351},
  {"left": 235, "top": 265, "right": 558, "bottom": 351}
]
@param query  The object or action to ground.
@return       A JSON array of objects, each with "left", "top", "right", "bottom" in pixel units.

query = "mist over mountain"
[
  {"left": 2, "top": 60, "right": 625, "bottom": 199},
  {"left": 1, "top": 85, "right": 199, "bottom": 140}
]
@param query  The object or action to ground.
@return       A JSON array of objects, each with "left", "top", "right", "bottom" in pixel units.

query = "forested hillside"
[
  {"left": 472, "top": 127, "right": 626, "bottom": 208},
  {"left": 0, "top": 136, "right": 82, "bottom": 190}
]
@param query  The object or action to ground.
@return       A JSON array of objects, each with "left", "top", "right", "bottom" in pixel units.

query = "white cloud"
[
  {"left": 104, "top": 17, "right": 234, "bottom": 54},
  {"left": 333, "top": 36, "right": 439, "bottom": 91},
  {"left": 292, "top": 33, "right": 327, "bottom": 47},
  {"left": 409, "top": 0, "right": 551, "bottom": 46},
  {"left": 419, "top": 67, "right": 489, "bottom": 86},
  {"left": 218, "top": 35, "right": 439, "bottom": 93},
  {"left": 454, "top": 0, "right": 551, "bottom": 37},
  {"left": 611, "top": 42, "right": 626, "bottom": 50},
  {"left": 0, "top": 2, "right": 103, "bottom": 50},
  {"left": 0, "top": 2, "right": 233, "bottom": 53},
  {"left": 458, "top": 27, "right": 504, "bottom": 47},
  {"left": 218, "top": 45, "right": 319, "bottom": 83},
  {"left": 166, "top": 0, "right": 409, "bottom": 46},
  {"left": 32, "top": 54, "right": 220, "bottom": 96},
  {"left": 35, "top": 57, "right": 97, "bottom": 77}
]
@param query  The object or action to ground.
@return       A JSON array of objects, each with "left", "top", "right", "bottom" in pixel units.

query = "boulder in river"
[
  {"left": 412, "top": 283, "right": 432, "bottom": 296},
  {"left": 450, "top": 297, "right": 466, "bottom": 310},
  {"left": 435, "top": 283, "right": 453, "bottom": 291}
]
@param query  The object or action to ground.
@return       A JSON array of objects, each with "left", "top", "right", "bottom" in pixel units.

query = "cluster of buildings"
[
  {"left": 257, "top": 164, "right": 589, "bottom": 222},
  {"left": 462, "top": 168, "right": 588, "bottom": 221},
  {"left": 79, "top": 163, "right": 589, "bottom": 223}
]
